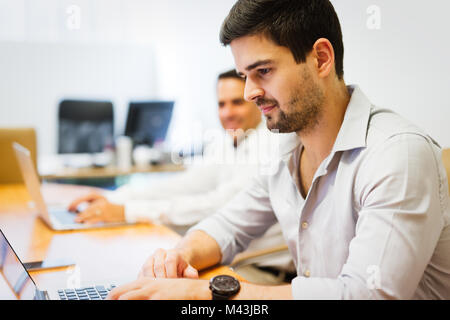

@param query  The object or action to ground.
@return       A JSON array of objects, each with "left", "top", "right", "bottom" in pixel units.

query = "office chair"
[
  {"left": 0, "top": 128, "right": 37, "bottom": 184},
  {"left": 58, "top": 100, "right": 114, "bottom": 154},
  {"left": 230, "top": 244, "right": 289, "bottom": 269},
  {"left": 442, "top": 149, "right": 450, "bottom": 193}
]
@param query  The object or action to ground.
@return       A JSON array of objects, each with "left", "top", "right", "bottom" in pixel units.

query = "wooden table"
[
  {"left": 0, "top": 183, "right": 244, "bottom": 300},
  {"left": 40, "top": 163, "right": 185, "bottom": 180}
]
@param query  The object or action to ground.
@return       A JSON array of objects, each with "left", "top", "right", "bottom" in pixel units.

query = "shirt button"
[
  {"left": 301, "top": 221, "right": 308, "bottom": 229},
  {"left": 304, "top": 269, "right": 311, "bottom": 277}
]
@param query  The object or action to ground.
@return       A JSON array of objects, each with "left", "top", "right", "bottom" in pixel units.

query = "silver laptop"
[
  {"left": 13, "top": 142, "right": 135, "bottom": 231},
  {"left": 0, "top": 228, "right": 115, "bottom": 300}
]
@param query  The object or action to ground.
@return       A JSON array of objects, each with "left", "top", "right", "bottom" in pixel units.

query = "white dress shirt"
[
  {"left": 105, "top": 121, "right": 295, "bottom": 270},
  {"left": 190, "top": 85, "right": 450, "bottom": 299}
]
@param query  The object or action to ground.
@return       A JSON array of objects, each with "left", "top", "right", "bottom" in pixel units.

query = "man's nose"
[
  {"left": 221, "top": 104, "right": 235, "bottom": 118},
  {"left": 244, "top": 78, "right": 264, "bottom": 102}
]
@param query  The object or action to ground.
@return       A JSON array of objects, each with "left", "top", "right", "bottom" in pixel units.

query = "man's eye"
[{"left": 258, "top": 68, "right": 270, "bottom": 75}]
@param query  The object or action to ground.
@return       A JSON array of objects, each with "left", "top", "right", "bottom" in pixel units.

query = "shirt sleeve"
[
  {"left": 291, "top": 134, "right": 447, "bottom": 299},
  {"left": 188, "top": 173, "right": 278, "bottom": 265},
  {"left": 104, "top": 164, "right": 221, "bottom": 223},
  {"left": 124, "top": 168, "right": 260, "bottom": 225}
]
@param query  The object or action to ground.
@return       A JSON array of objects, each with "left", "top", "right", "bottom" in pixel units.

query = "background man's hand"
[
  {"left": 138, "top": 248, "right": 199, "bottom": 279},
  {"left": 68, "top": 192, "right": 125, "bottom": 224}
]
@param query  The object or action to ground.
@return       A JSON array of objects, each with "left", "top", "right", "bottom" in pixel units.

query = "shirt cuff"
[
  {"left": 103, "top": 189, "right": 132, "bottom": 205},
  {"left": 291, "top": 276, "right": 373, "bottom": 300},
  {"left": 291, "top": 277, "right": 343, "bottom": 300}
]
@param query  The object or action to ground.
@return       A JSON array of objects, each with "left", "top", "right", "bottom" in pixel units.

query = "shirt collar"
[{"left": 332, "top": 85, "right": 371, "bottom": 153}]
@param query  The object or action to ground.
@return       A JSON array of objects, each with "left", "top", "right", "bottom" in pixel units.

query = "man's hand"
[
  {"left": 139, "top": 248, "right": 199, "bottom": 279},
  {"left": 68, "top": 193, "right": 125, "bottom": 224},
  {"left": 106, "top": 277, "right": 211, "bottom": 300},
  {"left": 107, "top": 277, "right": 293, "bottom": 300}
]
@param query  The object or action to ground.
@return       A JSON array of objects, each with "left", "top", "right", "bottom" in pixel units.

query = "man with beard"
[{"left": 107, "top": 0, "right": 450, "bottom": 300}]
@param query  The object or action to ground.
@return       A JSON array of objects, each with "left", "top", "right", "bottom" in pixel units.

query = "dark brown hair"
[{"left": 220, "top": 0, "right": 345, "bottom": 79}]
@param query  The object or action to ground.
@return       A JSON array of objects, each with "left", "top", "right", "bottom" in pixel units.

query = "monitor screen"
[
  {"left": 125, "top": 101, "right": 174, "bottom": 147},
  {"left": 58, "top": 100, "right": 114, "bottom": 154}
]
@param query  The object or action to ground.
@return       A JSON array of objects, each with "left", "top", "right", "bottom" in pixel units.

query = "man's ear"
[{"left": 312, "top": 38, "right": 335, "bottom": 78}]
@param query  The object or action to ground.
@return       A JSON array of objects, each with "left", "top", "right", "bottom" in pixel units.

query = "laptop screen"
[
  {"left": 0, "top": 230, "right": 37, "bottom": 300},
  {"left": 12, "top": 142, "right": 52, "bottom": 225}
]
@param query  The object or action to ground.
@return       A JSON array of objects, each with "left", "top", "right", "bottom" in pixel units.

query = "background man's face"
[
  {"left": 230, "top": 34, "right": 324, "bottom": 134},
  {"left": 217, "top": 78, "right": 262, "bottom": 132}
]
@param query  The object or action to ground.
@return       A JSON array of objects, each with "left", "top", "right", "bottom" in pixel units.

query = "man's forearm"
[
  {"left": 175, "top": 230, "right": 222, "bottom": 271},
  {"left": 233, "top": 283, "right": 293, "bottom": 300}
]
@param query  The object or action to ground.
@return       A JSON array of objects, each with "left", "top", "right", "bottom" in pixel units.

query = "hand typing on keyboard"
[{"left": 67, "top": 192, "right": 125, "bottom": 224}]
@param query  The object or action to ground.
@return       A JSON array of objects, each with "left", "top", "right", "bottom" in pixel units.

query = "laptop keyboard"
[{"left": 58, "top": 285, "right": 116, "bottom": 300}]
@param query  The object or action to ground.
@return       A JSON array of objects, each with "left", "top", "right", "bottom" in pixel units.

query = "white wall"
[
  {"left": 333, "top": 0, "right": 450, "bottom": 147},
  {"left": 0, "top": 0, "right": 449, "bottom": 159},
  {"left": 0, "top": 42, "right": 157, "bottom": 155}
]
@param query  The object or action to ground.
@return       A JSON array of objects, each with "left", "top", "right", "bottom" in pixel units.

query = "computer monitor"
[
  {"left": 58, "top": 100, "right": 114, "bottom": 154},
  {"left": 124, "top": 101, "right": 174, "bottom": 147}
]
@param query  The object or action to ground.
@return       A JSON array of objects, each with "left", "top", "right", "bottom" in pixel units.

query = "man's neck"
[
  {"left": 297, "top": 82, "right": 351, "bottom": 168},
  {"left": 233, "top": 119, "right": 262, "bottom": 148}
]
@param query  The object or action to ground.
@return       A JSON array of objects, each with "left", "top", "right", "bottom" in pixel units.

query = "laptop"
[
  {"left": 13, "top": 142, "right": 135, "bottom": 231},
  {"left": 0, "top": 229, "right": 115, "bottom": 300}
]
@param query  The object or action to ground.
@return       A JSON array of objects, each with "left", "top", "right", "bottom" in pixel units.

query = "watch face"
[{"left": 210, "top": 275, "right": 240, "bottom": 296}]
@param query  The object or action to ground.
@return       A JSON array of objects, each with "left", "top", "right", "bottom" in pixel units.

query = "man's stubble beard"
[{"left": 266, "top": 69, "right": 325, "bottom": 134}]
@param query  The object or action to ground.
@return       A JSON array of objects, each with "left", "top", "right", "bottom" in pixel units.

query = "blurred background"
[{"left": 0, "top": 0, "right": 449, "bottom": 175}]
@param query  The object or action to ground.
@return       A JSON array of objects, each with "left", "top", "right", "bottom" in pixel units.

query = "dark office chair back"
[
  {"left": 125, "top": 101, "right": 174, "bottom": 147},
  {"left": 58, "top": 100, "right": 114, "bottom": 154}
]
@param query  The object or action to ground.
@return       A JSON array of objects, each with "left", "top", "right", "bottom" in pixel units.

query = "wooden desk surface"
[
  {"left": 40, "top": 163, "right": 185, "bottom": 180},
  {"left": 0, "top": 183, "right": 243, "bottom": 299}
]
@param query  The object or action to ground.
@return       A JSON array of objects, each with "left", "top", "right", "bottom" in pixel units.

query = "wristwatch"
[{"left": 209, "top": 275, "right": 240, "bottom": 300}]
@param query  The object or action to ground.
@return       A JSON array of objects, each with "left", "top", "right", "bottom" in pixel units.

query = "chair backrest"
[
  {"left": 0, "top": 128, "right": 37, "bottom": 184},
  {"left": 58, "top": 100, "right": 114, "bottom": 154},
  {"left": 442, "top": 149, "right": 450, "bottom": 194}
]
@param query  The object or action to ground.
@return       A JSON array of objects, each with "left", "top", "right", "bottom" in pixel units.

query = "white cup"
[{"left": 116, "top": 136, "right": 133, "bottom": 170}]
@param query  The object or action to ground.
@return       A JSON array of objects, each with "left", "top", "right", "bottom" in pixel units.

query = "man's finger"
[
  {"left": 68, "top": 193, "right": 100, "bottom": 212},
  {"left": 153, "top": 249, "right": 167, "bottom": 278},
  {"left": 106, "top": 280, "right": 144, "bottom": 300},
  {"left": 74, "top": 205, "right": 100, "bottom": 223},
  {"left": 74, "top": 210, "right": 94, "bottom": 223},
  {"left": 164, "top": 251, "right": 179, "bottom": 278},
  {"left": 183, "top": 265, "right": 199, "bottom": 279},
  {"left": 141, "top": 256, "right": 156, "bottom": 278},
  {"left": 117, "top": 287, "right": 154, "bottom": 300},
  {"left": 74, "top": 201, "right": 105, "bottom": 223}
]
